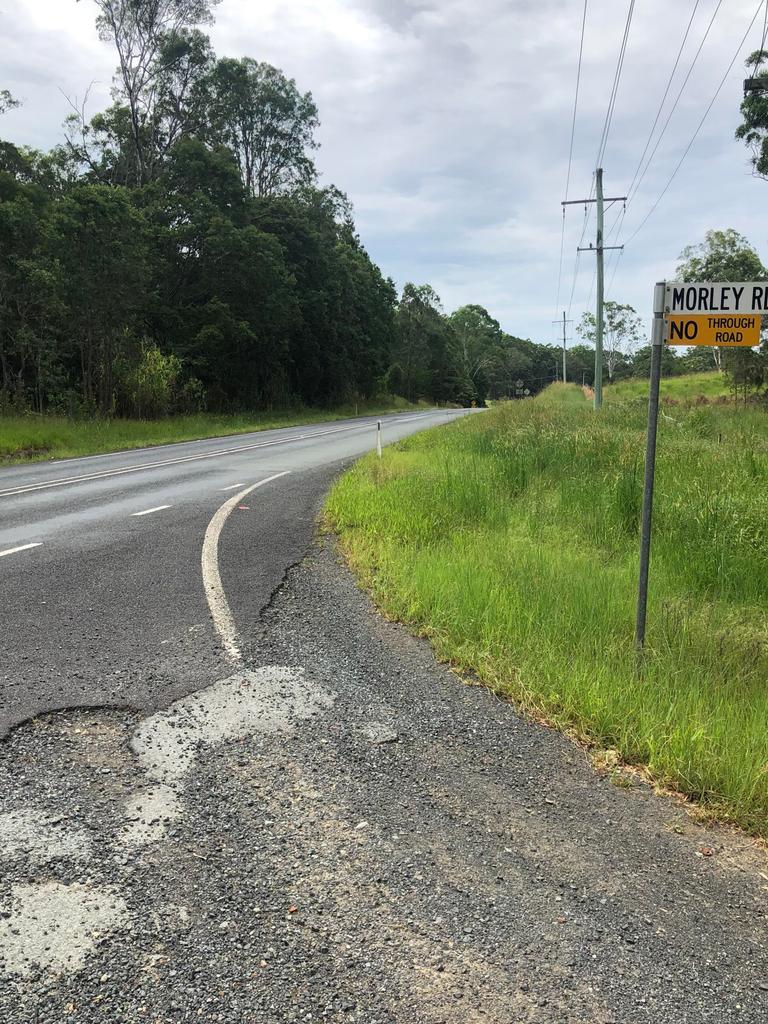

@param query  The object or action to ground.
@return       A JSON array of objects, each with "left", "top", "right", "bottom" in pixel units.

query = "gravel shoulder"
[{"left": 1, "top": 533, "right": 767, "bottom": 1023}]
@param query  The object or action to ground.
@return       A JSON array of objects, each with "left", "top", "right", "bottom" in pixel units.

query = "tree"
[
  {"left": 0, "top": 90, "right": 19, "bottom": 116},
  {"left": 565, "top": 343, "right": 595, "bottom": 387},
  {"left": 446, "top": 305, "right": 502, "bottom": 404},
  {"left": 578, "top": 302, "right": 643, "bottom": 382},
  {"left": 632, "top": 345, "right": 680, "bottom": 379},
  {"left": 0, "top": 165, "right": 62, "bottom": 410},
  {"left": 50, "top": 184, "right": 149, "bottom": 412},
  {"left": 391, "top": 285, "right": 453, "bottom": 403},
  {"left": 77, "top": 0, "right": 220, "bottom": 184},
  {"left": 736, "top": 50, "right": 768, "bottom": 177},
  {"left": 207, "top": 59, "right": 319, "bottom": 197}
]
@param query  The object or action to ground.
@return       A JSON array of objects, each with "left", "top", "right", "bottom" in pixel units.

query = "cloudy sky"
[{"left": 1, "top": 0, "right": 766, "bottom": 344}]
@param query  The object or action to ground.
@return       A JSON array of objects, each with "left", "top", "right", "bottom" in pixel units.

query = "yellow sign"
[{"left": 665, "top": 313, "right": 761, "bottom": 347}]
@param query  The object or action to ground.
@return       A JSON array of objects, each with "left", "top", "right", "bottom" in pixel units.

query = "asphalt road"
[
  {"left": 0, "top": 409, "right": 467, "bottom": 735},
  {"left": 2, "top": 406, "right": 768, "bottom": 1023}
]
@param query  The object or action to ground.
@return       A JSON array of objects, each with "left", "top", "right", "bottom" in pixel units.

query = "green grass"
[
  {"left": 606, "top": 370, "right": 731, "bottom": 402},
  {"left": 326, "top": 379, "right": 768, "bottom": 837},
  {"left": 0, "top": 397, "right": 428, "bottom": 464}
]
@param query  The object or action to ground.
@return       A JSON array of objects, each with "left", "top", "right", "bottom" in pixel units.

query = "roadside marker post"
[
  {"left": 376, "top": 420, "right": 382, "bottom": 459},
  {"left": 634, "top": 280, "right": 765, "bottom": 654}
]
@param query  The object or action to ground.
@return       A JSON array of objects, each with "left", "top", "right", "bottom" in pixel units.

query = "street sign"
[
  {"left": 666, "top": 313, "right": 760, "bottom": 347},
  {"left": 665, "top": 281, "right": 768, "bottom": 314},
  {"left": 635, "top": 278, "right": 765, "bottom": 659},
  {"left": 515, "top": 379, "right": 524, "bottom": 389}
]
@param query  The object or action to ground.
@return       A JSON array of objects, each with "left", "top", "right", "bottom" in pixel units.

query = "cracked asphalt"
[{"left": 1, "top": 414, "right": 768, "bottom": 1022}]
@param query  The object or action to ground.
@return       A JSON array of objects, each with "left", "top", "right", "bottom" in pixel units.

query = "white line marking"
[
  {"left": 0, "top": 543, "right": 42, "bottom": 559},
  {"left": 201, "top": 473, "right": 290, "bottom": 664},
  {"left": 0, "top": 422, "right": 373, "bottom": 500},
  {"left": 220, "top": 484, "right": 244, "bottom": 491},
  {"left": 131, "top": 505, "right": 172, "bottom": 517}
]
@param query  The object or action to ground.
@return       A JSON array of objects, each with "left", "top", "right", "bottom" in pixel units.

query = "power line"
[
  {"left": 595, "top": 0, "right": 636, "bottom": 169},
  {"left": 626, "top": 0, "right": 724, "bottom": 208},
  {"left": 625, "top": 0, "right": 764, "bottom": 246},
  {"left": 566, "top": 0, "right": 588, "bottom": 203},
  {"left": 565, "top": 172, "right": 596, "bottom": 320},
  {"left": 566, "top": 204, "right": 589, "bottom": 321},
  {"left": 555, "top": 0, "right": 589, "bottom": 323},
  {"left": 565, "top": 0, "right": 633, "bottom": 326},
  {"left": 624, "top": 0, "right": 703, "bottom": 202}
]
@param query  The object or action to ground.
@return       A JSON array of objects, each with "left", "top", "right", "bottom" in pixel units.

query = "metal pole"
[
  {"left": 562, "top": 310, "right": 567, "bottom": 383},
  {"left": 594, "top": 168, "right": 604, "bottom": 410},
  {"left": 635, "top": 281, "right": 666, "bottom": 652}
]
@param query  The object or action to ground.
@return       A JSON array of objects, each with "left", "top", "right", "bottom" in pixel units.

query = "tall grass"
[
  {"left": 606, "top": 370, "right": 730, "bottom": 402},
  {"left": 0, "top": 397, "right": 428, "bottom": 463},
  {"left": 327, "top": 381, "right": 768, "bottom": 836}
]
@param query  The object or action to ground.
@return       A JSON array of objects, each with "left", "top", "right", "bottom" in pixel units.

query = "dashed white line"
[
  {"left": 220, "top": 484, "right": 244, "bottom": 491},
  {"left": 0, "top": 543, "right": 42, "bottom": 559},
  {"left": 131, "top": 505, "right": 172, "bottom": 517},
  {"left": 201, "top": 473, "right": 290, "bottom": 664}
]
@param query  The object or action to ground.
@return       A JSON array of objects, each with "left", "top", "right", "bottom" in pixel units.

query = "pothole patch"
[
  {"left": 130, "top": 665, "right": 334, "bottom": 784},
  {"left": 0, "top": 808, "right": 92, "bottom": 866},
  {"left": 118, "top": 666, "right": 334, "bottom": 848},
  {"left": 0, "top": 881, "right": 128, "bottom": 978},
  {"left": 118, "top": 784, "right": 183, "bottom": 851}
]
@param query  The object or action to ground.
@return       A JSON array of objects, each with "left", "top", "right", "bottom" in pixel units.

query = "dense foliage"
[
  {"left": 2, "top": 4, "right": 766, "bottom": 418},
  {"left": 0, "top": 2, "right": 567, "bottom": 418}
]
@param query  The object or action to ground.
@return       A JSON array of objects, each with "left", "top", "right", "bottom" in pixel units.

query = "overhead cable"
[
  {"left": 625, "top": 0, "right": 764, "bottom": 246},
  {"left": 595, "top": 0, "right": 636, "bottom": 169},
  {"left": 626, "top": 0, "right": 724, "bottom": 207},
  {"left": 555, "top": 0, "right": 589, "bottom": 324},
  {"left": 624, "top": 0, "right": 703, "bottom": 202}
]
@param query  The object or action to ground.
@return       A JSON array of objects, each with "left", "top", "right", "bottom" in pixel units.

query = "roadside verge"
[{"left": 325, "top": 388, "right": 768, "bottom": 839}]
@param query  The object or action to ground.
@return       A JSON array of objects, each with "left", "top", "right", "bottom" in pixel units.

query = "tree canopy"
[
  {"left": 4, "top": 6, "right": 765, "bottom": 418},
  {"left": 0, "top": 2, "right": 571, "bottom": 417}
]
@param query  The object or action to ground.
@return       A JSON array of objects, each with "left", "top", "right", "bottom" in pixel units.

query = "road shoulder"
[{"left": 1, "top": 535, "right": 766, "bottom": 1022}]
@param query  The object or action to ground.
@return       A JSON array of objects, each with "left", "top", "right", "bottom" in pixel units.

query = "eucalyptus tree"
[
  {"left": 207, "top": 59, "right": 319, "bottom": 197},
  {"left": 448, "top": 304, "right": 502, "bottom": 403},
  {"left": 578, "top": 302, "right": 642, "bottom": 382},
  {"left": 0, "top": 90, "right": 19, "bottom": 115},
  {"left": 736, "top": 50, "right": 768, "bottom": 177},
  {"left": 77, "top": 0, "right": 220, "bottom": 183}
]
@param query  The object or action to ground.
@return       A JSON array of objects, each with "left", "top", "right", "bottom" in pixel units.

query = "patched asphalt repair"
[{"left": 1, "top": 536, "right": 767, "bottom": 1022}]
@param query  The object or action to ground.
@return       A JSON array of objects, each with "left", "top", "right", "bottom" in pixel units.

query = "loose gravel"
[{"left": 1, "top": 535, "right": 767, "bottom": 1022}]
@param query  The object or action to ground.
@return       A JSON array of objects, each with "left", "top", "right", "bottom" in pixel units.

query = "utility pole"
[
  {"left": 594, "top": 169, "right": 605, "bottom": 409},
  {"left": 562, "top": 168, "right": 625, "bottom": 411},
  {"left": 553, "top": 311, "right": 572, "bottom": 383}
]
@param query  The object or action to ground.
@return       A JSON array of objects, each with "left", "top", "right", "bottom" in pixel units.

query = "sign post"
[
  {"left": 634, "top": 280, "right": 765, "bottom": 654},
  {"left": 635, "top": 282, "right": 666, "bottom": 654}
]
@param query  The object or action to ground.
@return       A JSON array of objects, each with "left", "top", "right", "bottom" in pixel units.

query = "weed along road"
[{"left": 0, "top": 408, "right": 767, "bottom": 1024}]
